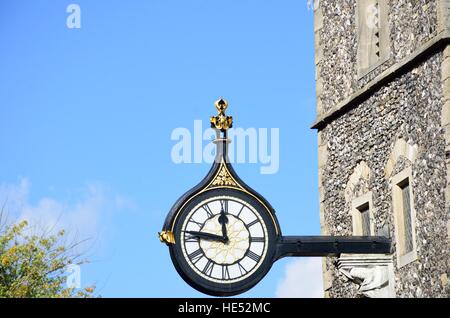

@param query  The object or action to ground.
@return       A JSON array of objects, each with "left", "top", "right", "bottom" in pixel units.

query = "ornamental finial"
[{"left": 211, "top": 98, "right": 233, "bottom": 131}]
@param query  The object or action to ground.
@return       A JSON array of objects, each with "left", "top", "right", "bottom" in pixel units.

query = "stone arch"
[
  {"left": 384, "top": 138, "right": 419, "bottom": 178},
  {"left": 345, "top": 161, "right": 371, "bottom": 202}
]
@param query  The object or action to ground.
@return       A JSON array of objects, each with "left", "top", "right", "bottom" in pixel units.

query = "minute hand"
[
  {"left": 218, "top": 209, "right": 229, "bottom": 242},
  {"left": 184, "top": 231, "right": 227, "bottom": 243}
]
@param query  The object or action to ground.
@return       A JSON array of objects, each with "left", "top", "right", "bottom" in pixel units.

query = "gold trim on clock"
[
  {"left": 159, "top": 230, "right": 176, "bottom": 244},
  {"left": 207, "top": 163, "right": 239, "bottom": 189},
  {"left": 167, "top": 160, "right": 280, "bottom": 237}
]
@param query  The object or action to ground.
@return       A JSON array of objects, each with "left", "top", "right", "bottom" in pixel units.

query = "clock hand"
[
  {"left": 218, "top": 205, "right": 229, "bottom": 243},
  {"left": 183, "top": 230, "right": 227, "bottom": 243}
]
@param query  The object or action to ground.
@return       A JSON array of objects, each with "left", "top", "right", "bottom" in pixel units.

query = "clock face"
[
  {"left": 180, "top": 196, "right": 268, "bottom": 284},
  {"left": 169, "top": 188, "right": 277, "bottom": 296}
]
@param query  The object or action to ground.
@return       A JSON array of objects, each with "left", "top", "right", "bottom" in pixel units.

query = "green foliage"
[{"left": 0, "top": 217, "right": 95, "bottom": 298}]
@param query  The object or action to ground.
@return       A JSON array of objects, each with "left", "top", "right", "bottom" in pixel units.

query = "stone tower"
[{"left": 313, "top": 0, "right": 449, "bottom": 297}]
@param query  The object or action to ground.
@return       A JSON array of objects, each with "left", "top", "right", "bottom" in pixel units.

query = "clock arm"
[
  {"left": 273, "top": 236, "right": 392, "bottom": 261},
  {"left": 221, "top": 222, "right": 228, "bottom": 242},
  {"left": 183, "top": 231, "right": 228, "bottom": 243},
  {"left": 218, "top": 208, "right": 229, "bottom": 242}
]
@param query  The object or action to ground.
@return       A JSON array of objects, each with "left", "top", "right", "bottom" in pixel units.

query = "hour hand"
[
  {"left": 218, "top": 209, "right": 229, "bottom": 242},
  {"left": 183, "top": 231, "right": 227, "bottom": 243}
]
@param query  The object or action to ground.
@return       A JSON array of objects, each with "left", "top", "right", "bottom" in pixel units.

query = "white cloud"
[
  {"left": 275, "top": 258, "right": 324, "bottom": 298},
  {"left": 0, "top": 177, "right": 30, "bottom": 214},
  {"left": 0, "top": 178, "right": 131, "bottom": 243}
]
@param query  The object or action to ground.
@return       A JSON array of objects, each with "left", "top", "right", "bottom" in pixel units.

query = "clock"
[
  {"left": 159, "top": 98, "right": 391, "bottom": 297},
  {"left": 159, "top": 98, "right": 280, "bottom": 296},
  {"left": 171, "top": 188, "right": 278, "bottom": 296}
]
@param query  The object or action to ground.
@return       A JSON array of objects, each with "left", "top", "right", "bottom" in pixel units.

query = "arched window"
[
  {"left": 346, "top": 161, "right": 374, "bottom": 236},
  {"left": 385, "top": 139, "right": 419, "bottom": 268}
]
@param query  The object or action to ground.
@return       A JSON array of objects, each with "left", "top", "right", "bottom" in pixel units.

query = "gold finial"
[
  {"left": 214, "top": 97, "right": 228, "bottom": 113},
  {"left": 211, "top": 98, "right": 233, "bottom": 131}
]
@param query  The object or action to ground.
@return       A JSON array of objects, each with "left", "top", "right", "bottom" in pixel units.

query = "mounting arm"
[{"left": 274, "top": 236, "right": 391, "bottom": 261}]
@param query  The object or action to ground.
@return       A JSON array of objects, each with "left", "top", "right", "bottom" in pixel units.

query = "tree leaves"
[{"left": 0, "top": 218, "right": 95, "bottom": 298}]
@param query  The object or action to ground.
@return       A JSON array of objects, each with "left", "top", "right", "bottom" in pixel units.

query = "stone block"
[
  {"left": 315, "top": 64, "right": 321, "bottom": 81},
  {"left": 323, "top": 269, "right": 333, "bottom": 291},
  {"left": 442, "top": 100, "right": 450, "bottom": 126},
  {"left": 441, "top": 273, "right": 448, "bottom": 286},
  {"left": 445, "top": 128, "right": 450, "bottom": 146},
  {"left": 442, "top": 56, "right": 450, "bottom": 81},
  {"left": 384, "top": 157, "right": 394, "bottom": 179},
  {"left": 314, "top": 9, "right": 323, "bottom": 32},
  {"left": 448, "top": 220, "right": 450, "bottom": 241},
  {"left": 318, "top": 131, "right": 326, "bottom": 147},
  {"left": 443, "top": 78, "right": 450, "bottom": 98},
  {"left": 319, "top": 185, "right": 325, "bottom": 203},
  {"left": 316, "top": 98, "right": 323, "bottom": 115},
  {"left": 437, "top": 0, "right": 450, "bottom": 33},
  {"left": 316, "top": 78, "right": 324, "bottom": 97},
  {"left": 318, "top": 144, "right": 328, "bottom": 167},
  {"left": 444, "top": 44, "right": 450, "bottom": 59},
  {"left": 315, "top": 44, "right": 323, "bottom": 65},
  {"left": 445, "top": 182, "right": 450, "bottom": 202}
]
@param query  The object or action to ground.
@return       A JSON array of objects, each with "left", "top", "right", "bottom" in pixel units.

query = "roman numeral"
[
  {"left": 188, "top": 219, "right": 203, "bottom": 228},
  {"left": 237, "top": 262, "right": 247, "bottom": 276},
  {"left": 202, "top": 204, "right": 214, "bottom": 218},
  {"left": 247, "top": 219, "right": 259, "bottom": 228},
  {"left": 250, "top": 236, "right": 265, "bottom": 243},
  {"left": 184, "top": 235, "right": 199, "bottom": 243},
  {"left": 188, "top": 249, "right": 203, "bottom": 264},
  {"left": 246, "top": 250, "right": 261, "bottom": 262},
  {"left": 222, "top": 265, "right": 230, "bottom": 280},
  {"left": 202, "top": 259, "right": 214, "bottom": 276},
  {"left": 236, "top": 205, "right": 245, "bottom": 217},
  {"left": 220, "top": 199, "right": 228, "bottom": 213}
]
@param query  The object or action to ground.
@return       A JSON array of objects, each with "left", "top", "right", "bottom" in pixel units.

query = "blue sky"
[{"left": 0, "top": 0, "right": 321, "bottom": 297}]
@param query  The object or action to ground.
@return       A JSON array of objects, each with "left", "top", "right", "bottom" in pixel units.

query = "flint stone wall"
[{"left": 315, "top": 0, "right": 450, "bottom": 298}]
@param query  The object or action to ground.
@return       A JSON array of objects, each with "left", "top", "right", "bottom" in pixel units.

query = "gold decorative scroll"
[{"left": 210, "top": 165, "right": 238, "bottom": 187}]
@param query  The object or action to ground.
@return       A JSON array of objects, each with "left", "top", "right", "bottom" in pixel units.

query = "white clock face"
[{"left": 180, "top": 195, "right": 269, "bottom": 284}]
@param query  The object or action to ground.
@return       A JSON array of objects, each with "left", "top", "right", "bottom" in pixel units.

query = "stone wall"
[
  {"left": 319, "top": 52, "right": 449, "bottom": 297},
  {"left": 315, "top": 0, "right": 450, "bottom": 298},
  {"left": 315, "top": 0, "right": 438, "bottom": 115}
]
